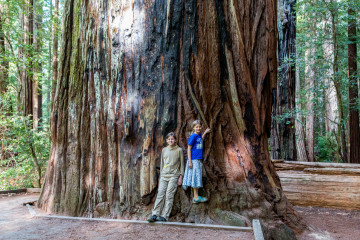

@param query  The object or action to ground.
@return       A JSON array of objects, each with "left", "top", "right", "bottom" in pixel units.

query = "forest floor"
[
  {"left": 295, "top": 205, "right": 360, "bottom": 240},
  {"left": 1, "top": 193, "right": 359, "bottom": 240},
  {"left": 0, "top": 193, "right": 252, "bottom": 240}
]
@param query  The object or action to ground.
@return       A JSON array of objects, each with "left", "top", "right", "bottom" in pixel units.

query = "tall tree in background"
[
  {"left": 51, "top": 0, "right": 58, "bottom": 109},
  {"left": 270, "top": 0, "right": 296, "bottom": 161},
  {"left": 295, "top": 52, "right": 308, "bottom": 161},
  {"left": 322, "top": 20, "right": 338, "bottom": 134},
  {"left": 326, "top": 0, "right": 348, "bottom": 162},
  {"left": 33, "top": 0, "right": 43, "bottom": 129},
  {"left": 0, "top": 3, "right": 8, "bottom": 161},
  {"left": 18, "top": 0, "right": 42, "bottom": 128},
  {"left": 304, "top": 14, "right": 316, "bottom": 162},
  {"left": 0, "top": 3, "right": 8, "bottom": 94},
  {"left": 348, "top": 4, "right": 359, "bottom": 163},
  {"left": 38, "top": 0, "right": 304, "bottom": 236},
  {"left": 19, "top": 0, "right": 34, "bottom": 118},
  {"left": 0, "top": 0, "right": 52, "bottom": 190}
]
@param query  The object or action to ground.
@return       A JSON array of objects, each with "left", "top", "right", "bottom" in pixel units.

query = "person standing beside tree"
[
  {"left": 182, "top": 120, "right": 211, "bottom": 203},
  {"left": 147, "top": 132, "right": 184, "bottom": 222}
]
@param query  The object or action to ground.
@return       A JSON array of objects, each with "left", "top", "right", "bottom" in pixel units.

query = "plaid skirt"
[{"left": 182, "top": 159, "right": 203, "bottom": 190}]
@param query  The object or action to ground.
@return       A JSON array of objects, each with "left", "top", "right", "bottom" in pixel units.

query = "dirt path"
[
  {"left": 0, "top": 193, "right": 253, "bottom": 240},
  {"left": 296, "top": 206, "right": 360, "bottom": 240},
  {"left": 2, "top": 193, "right": 359, "bottom": 240}
]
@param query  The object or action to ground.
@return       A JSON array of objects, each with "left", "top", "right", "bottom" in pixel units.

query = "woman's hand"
[
  {"left": 177, "top": 175, "right": 183, "bottom": 186},
  {"left": 188, "top": 161, "right": 193, "bottom": 169}
]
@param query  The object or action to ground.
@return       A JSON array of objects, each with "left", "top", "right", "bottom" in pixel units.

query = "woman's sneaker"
[
  {"left": 156, "top": 216, "right": 167, "bottom": 222},
  {"left": 147, "top": 215, "right": 158, "bottom": 222}
]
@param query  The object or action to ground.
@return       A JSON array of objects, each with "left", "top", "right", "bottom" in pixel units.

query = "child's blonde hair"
[{"left": 191, "top": 120, "right": 201, "bottom": 130}]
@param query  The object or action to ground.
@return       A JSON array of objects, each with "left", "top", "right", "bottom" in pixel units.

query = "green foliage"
[
  {"left": 315, "top": 134, "right": 340, "bottom": 162},
  {"left": 288, "top": 0, "right": 360, "bottom": 162},
  {"left": 0, "top": 0, "right": 57, "bottom": 190},
  {"left": 0, "top": 92, "right": 50, "bottom": 190}
]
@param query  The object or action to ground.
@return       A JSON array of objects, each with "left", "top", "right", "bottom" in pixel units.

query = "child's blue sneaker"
[
  {"left": 192, "top": 198, "right": 200, "bottom": 204},
  {"left": 198, "top": 196, "right": 208, "bottom": 203}
]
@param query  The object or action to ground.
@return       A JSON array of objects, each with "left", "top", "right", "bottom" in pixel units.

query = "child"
[
  {"left": 148, "top": 132, "right": 184, "bottom": 222},
  {"left": 182, "top": 120, "right": 211, "bottom": 203}
]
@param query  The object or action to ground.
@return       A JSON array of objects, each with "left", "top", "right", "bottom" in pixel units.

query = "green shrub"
[
  {"left": 0, "top": 107, "right": 50, "bottom": 190},
  {"left": 315, "top": 134, "right": 339, "bottom": 162}
]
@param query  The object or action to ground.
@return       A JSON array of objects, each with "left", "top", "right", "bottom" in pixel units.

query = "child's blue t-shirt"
[{"left": 187, "top": 133, "right": 203, "bottom": 160}]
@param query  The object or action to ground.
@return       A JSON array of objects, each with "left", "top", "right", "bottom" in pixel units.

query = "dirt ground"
[
  {"left": 0, "top": 193, "right": 253, "bottom": 240},
  {"left": 295, "top": 206, "right": 360, "bottom": 240},
  {"left": 1, "top": 193, "right": 359, "bottom": 240}
]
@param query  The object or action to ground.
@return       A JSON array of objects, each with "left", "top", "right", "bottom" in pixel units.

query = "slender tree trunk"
[
  {"left": 322, "top": 21, "right": 338, "bottom": 134},
  {"left": 51, "top": 0, "right": 58, "bottom": 111},
  {"left": 348, "top": 7, "right": 359, "bottom": 163},
  {"left": 304, "top": 30, "right": 315, "bottom": 162},
  {"left": 38, "top": 0, "right": 305, "bottom": 237},
  {"left": 32, "top": 0, "right": 42, "bottom": 129},
  {"left": 270, "top": 0, "right": 296, "bottom": 161},
  {"left": 19, "top": 0, "right": 34, "bottom": 118},
  {"left": 329, "top": 10, "right": 348, "bottom": 162},
  {"left": 0, "top": 5, "right": 8, "bottom": 161},
  {"left": 0, "top": 5, "right": 8, "bottom": 94},
  {"left": 295, "top": 52, "right": 308, "bottom": 161}
]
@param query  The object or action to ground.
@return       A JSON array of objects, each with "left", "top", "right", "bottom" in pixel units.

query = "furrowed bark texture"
[
  {"left": 39, "top": 0, "right": 304, "bottom": 235},
  {"left": 270, "top": 0, "right": 296, "bottom": 161}
]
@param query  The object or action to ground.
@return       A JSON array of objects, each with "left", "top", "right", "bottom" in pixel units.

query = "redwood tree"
[
  {"left": 348, "top": 6, "right": 359, "bottom": 163},
  {"left": 0, "top": 4, "right": 7, "bottom": 94},
  {"left": 38, "top": 0, "right": 304, "bottom": 237},
  {"left": 270, "top": 0, "right": 296, "bottom": 161}
]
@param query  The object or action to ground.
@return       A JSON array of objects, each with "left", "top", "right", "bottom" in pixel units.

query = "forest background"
[{"left": 0, "top": 0, "right": 359, "bottom": 190}]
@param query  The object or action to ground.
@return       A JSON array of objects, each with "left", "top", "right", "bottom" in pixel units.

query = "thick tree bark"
[
  {"left": 270, "top": 0, "right": 296, "bottom": 161},
  {"left": 38, "top": 0, "right": 305, "bottom": 236},
  {"left": 348, "top": 7, "right": 359, "bottom": 164}
]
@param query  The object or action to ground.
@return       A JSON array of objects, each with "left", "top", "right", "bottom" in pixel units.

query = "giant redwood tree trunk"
[
  {"left": 270, "top": 0, "right": 296, "bottom": 161},
  {"left": 38, "top": 0, "right": 304, "bottom": 236}
]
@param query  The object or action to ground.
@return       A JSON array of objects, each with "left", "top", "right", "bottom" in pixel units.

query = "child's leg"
[
  {"left": 152, "top": 177, "right": 169, "bottom": 216},
  {"left": 161, "top": 176, "right": 178, "bottom": 219},
  {"left": 193, "top": 188, "right": 199, "bottom": 200}
]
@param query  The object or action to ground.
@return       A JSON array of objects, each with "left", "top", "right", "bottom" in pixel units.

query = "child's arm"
[
  {"left": 160, "top": 149, "right": 164, "bottom": 173},
  {"left": 202, "top": 128, "right": 211, "bottom": 139},
  {"left": 187, "top": 145, "right": 193, "bottom": 169},
  {"left": 178, "top": 149, "right": 184, "bottom": 185}
]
